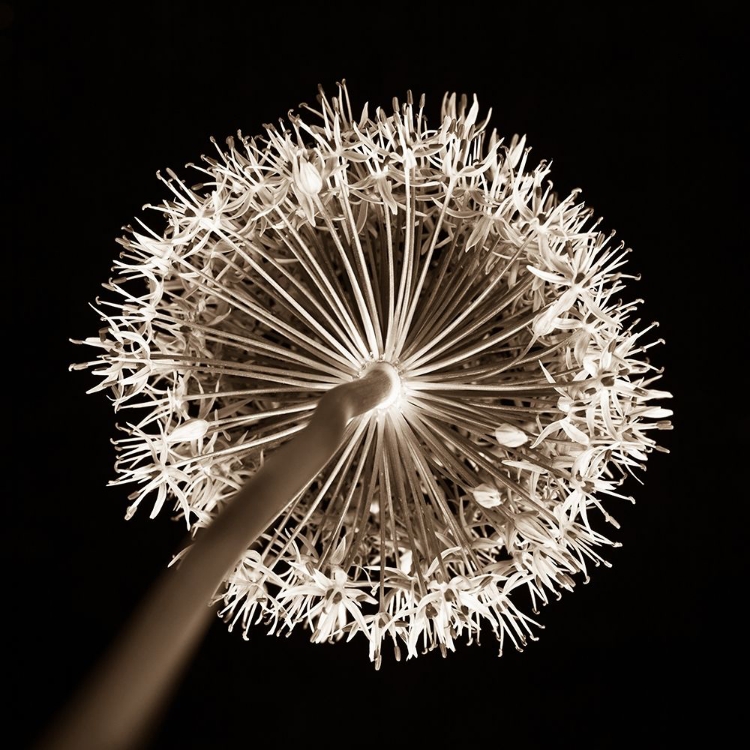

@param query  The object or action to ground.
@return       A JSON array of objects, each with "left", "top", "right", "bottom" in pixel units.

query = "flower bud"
[
  {"left": 168, "top": 419, "right": 209, "bottom": 442},
  {"left": 472, "top": 483, "right": 503, "bottom": 508},
  {"left": 297, "top": 157, "right": 323, "bottom": 196},
  {"left": 494, "top": 424, "right": 528, "bottom": 447}
]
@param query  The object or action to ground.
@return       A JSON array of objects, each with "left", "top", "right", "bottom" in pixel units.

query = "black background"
[{"left": 8, "top": 3, "right": 744, "bottom": 748}]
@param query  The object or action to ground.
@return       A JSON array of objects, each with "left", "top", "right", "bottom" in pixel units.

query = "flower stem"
[{"left": 38, "top": 363, "right": 400, "bottom": 750}]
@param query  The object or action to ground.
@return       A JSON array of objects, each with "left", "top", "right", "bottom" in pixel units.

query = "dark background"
[{"left": 8, "top": 3, "right": 744, "bottom": 748}]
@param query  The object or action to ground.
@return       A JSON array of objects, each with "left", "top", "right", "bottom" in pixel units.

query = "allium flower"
[{"left": 73, "top": 82, "right": 672, "bottom": 667}]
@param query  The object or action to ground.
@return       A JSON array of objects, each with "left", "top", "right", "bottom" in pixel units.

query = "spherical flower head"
[{"left": 72, "top": 81, "right": 673, "bottom": 665}]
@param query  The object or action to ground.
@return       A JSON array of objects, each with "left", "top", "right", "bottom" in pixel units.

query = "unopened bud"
[
  {"left": 168, "top": 419, "right": 209, "bottom": 442},
  {"left": 494, "top": 424, "right": 528, "bottom": 447},
  {"left": 472, "top": 483, "right": 502, "bottom": 508},
  {"left": 297, "top": 157, "right": 323, "bottom": 196}
]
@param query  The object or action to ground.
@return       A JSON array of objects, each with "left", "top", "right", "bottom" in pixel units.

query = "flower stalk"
[{"left": 39, "top": 363, "right": 400, "bottom": 750}]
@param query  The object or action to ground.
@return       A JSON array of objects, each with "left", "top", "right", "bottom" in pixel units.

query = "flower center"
[{"left": 360, "top": 360, "right": 402, "bottom": 411}]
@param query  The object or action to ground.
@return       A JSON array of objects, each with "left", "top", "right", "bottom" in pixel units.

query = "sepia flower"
[{"left": 73, "top": 81, "right": 672, "bottom": 666}]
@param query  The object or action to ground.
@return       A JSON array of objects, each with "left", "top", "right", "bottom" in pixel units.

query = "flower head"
[{"left": 73, "top": 81, "right": 672, "bottom": 665}]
